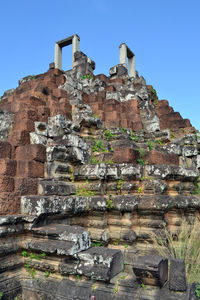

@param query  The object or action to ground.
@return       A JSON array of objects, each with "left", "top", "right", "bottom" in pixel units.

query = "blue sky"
[{"left": 0, "top": 0, "right": 199, "bottom": 130}]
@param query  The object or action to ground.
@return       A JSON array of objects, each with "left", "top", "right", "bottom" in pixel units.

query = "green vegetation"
[
  {"left": 150, "top": 219, "right": 200, "bottom": 283},
  {"left": 81, "top": 74, "right": 92, "bottom": 80},
  {"left": 44, "top": 271, "right": 51, "bottom": 278},
  {"left": 137, "top": 158, "right": 145, "bottom": 165},
  {"left": 90, "top": 156, "right": 100, "bottom": 164},
  {"left": 117, "top": 179, "right": 124, "bottom": 190},
  {"left": 129, "top": 130, "right": 141, "bottom": 142},
  {"left": 76, "top": 274, "right": 82, "bottom": 280},
  {"left": 113, "top": 287, "right": 118, "bottom": 294},
  {"left": 124, "top": 244, "right": 128, "bottom": 249},
  {"left": 138, "top": 186, "right": 143, "bottom": 194},
  {"left": 138, "top": 148, "right": 146, "bottom": 157},
  {"left": 193, "top": 178, "right": 200, "bottom": 195},
  {"left": 21, "top": 251, "right": 46, "bottom": 260},
  {"left": 104, "top": 129, "right": 117, "bottom": 140},
  {"left": 76, "top": 187, "right": 95, "bottom": 197},
  {"left": 119, "top": 127, "right": 127, "bottom": 134},
  {"left": 155, "top": 139, "right": 165, "bottom": 145},
  {"left": 91, "top": 284, "right": 97, "bottom": 292},
  {"left": 150, "top": 87, "right": 158, "bottom": 106},
  {"left": 92, "top": 140, "right": 106, "bottom": 152},
  {"left": 170, "top": 130, "right": 176, "bottom": 139},
  {"left": 0, "top": 292, "right": 3, "bottom": 300},
  {"left": 91, "top": 241, "right": 104, "bottom": 247},
  {"left": 147, "top": 141, "right": 154, "bottom": 151},
  {"left": 24, "top": 261, "right": 36, "bottom": 278},
  {"left": 141, "top": 282, "right": 146, "bottom": 289},
  {"left": 195, "top": 284, "right": 200, "bottom": 298},
  {"left": 106, "top": 195, "right": 113, "bottom": 209}
]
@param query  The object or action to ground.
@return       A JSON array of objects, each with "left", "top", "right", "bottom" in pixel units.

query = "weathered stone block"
[
  {"left": 75, "top": 247, "right": 123, "bottom": 281},
  {"left": 133, "top": 255, "right": 168, "bottom": 287},
  {"left": 38, "top": 179, "right": 76, "bottom": 196},
  {"left": 0, "top": 159, "right": 16, "bottom": 176},
  {"left": 169, "top": 259, "right": 187, "bottom": 291},
  {"left": 0, "top": 176, "right": 14, "bottom": 192},
  {"left": 17, "top": 160, "right": 44, "bottom": 178},
  {"left": 15, "top": 144, "right": 46, "bottom": 162},
  {"left": 0, "top": 141, "right": 12, "bottom": 159},
  {"left": 113, "top": 148, "right": 138, "bottom": 163}
]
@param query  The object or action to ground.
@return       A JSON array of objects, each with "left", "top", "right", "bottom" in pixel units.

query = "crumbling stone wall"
[{"left": 0, "top": 49, "right": 199, "bottom": 299}]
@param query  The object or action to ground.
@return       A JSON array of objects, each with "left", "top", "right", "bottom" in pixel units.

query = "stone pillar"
[
  {"left": 54, "top": 43, "right": 62, "bottom": 70},
  {"left": 129, "top": 55, "right": 136, "bottom": 77},
  {"left": 72, "top": 35, "right": 80, "bottom": 63},
  {"left": 119, "top": 43, "right": 127, "bottom": 66}
]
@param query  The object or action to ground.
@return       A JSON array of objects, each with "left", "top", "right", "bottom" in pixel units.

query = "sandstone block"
[
  {"left": 0, "top": 159, "right": 16, "bottom": 176},
  {"left": 15, "top": 178, "right": 38, "bottom": 195},
  {"left": 15, "top": 144, "right": 46, "bottom": 162},
  {"left": 17, "top": 160, "right": 44, "bottom": 178},
  {"left": 38, "top": 179, "right": 76, "bottom": 196},
  {"left": 0, "top": 141, "right": 12, "bottom": 159},
  {"left": 145, "top": 149, "right": 179, "bottom": 165},
  {"left": 0, "top": 176, "right": 14, "bottom": 192},
  {"left": 113, "top": 148, "right": 138, "bottom": 163}
]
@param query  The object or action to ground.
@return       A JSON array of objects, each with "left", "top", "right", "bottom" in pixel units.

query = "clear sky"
[{"left": 0, "top": 0, "right": 199, "bottom": 130}]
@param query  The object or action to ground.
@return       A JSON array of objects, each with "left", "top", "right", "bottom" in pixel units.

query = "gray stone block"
[
  {"left": 133, "top": 255, "right": 168, "bottom": 287},
  {"left": 169, "top": 259, "right": 187, "bottom": 292}
]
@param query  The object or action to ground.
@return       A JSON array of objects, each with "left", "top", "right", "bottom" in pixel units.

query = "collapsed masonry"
[{"left": 0, "top": 35, "right": 199, "bottom": 300}]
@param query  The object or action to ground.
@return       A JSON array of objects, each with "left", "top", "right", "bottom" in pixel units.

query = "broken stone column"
[
  {"left": 72, "top": 34, "right": 80, "bottom": 63},
  {"left": 119, "top": 43, "right": 127, "bottom": 66},
  {"left": 55, "top": 43, "right": 62, "bottom": 70}
]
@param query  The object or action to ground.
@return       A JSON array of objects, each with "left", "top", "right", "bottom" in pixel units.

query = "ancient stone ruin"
[{"left": 0, "top": 35, "right": 199, "bottom": 299}]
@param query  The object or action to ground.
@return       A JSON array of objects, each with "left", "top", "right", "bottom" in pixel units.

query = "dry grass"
[{"left": 150, "top": 218, "right": 200, "bottom": 283}]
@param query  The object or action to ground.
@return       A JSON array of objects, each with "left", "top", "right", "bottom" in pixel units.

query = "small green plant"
[
  {"left": 104, "top": 129, "right": 117, "bottom": 140},
  {"left": 92, "top": 140, "right": 106, "bottom": 152},
  {"left": 138, "top": 148, "right": 146, "bottom": 158},
  {"left": 117, "top": 179, "right": 124, "bottom": 190},
  {"left": 137, "top": 158, "right": 145, "bottom": 165},
  {"left": 170, "top": 130, "right": 176, "bottom": 139},
  {"left": 24, "top": 261, "right": 36, "bottom": 278},
  {"left": 119, "top": 274, "right": 127, "bottom": 280},
  {"left": 91, "top": 241, "right": 104, "bottom": 247},
  {"left": 106, "top": 195, "right": 113, "bottom": 209},
  {"left": 76, "top": 187, "right": 95, "bottom": 197},
  {"left": 76, "top": 274, "right": 82, "bottom": 280},
  {"left": 147, "top": 141, "right": 154, "bottom": 151},
  {"left": 113, "top": 240, "right": 120, "bottom": 246},
  {"left": 90, "top": 156, "right": 100, "bottom": 164},
  {"left": 113, "top": 287, "right": 118, "bottom": 294},
  {"left": 155, "top": 139, "right": 165, "bottom": 145},
  {"left": 119, "top": 127, "right": 127, "bottom": 134},
  {"left": 193, "top": 179, "right": 200, "bottom": 195},
  {"left": 44, "top": 271, "right": 51, "bottom": 278},
  {"left": 150, "top": 87, "right": 158, "bottom": 106},
  {"left": 195, "top": 284, "right": 200, "bottom": 298},
  {"left": 0, "top": 292, "right": 3, "bottom": 300},
  {"left": 138, "top": 186, "right": 143, "bottom": 194},
  {"left": 129, "top": 130, "right": 141, "bottom": 142},
  {"left": 81, "top": 74, "right": 92, "bottom": 80},
  {"left": 141, "top": 282, "right": 146, "bottom": 289},
  {"left": 21, "top": 250, "right": 28, "bottom": 257},
  {"left": 124, "top": 244, "right": 128, "bottom": 249},
  {"left": 91, "top": 284, "right": 97, "bottom": 292},
  {"left": 30, "top": 76, "right": 36, "bottom": 80}
]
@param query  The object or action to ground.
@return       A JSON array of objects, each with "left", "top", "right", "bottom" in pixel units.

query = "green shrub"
[{"left": 92, "top": 140, "right": 106, "bottom": 152}]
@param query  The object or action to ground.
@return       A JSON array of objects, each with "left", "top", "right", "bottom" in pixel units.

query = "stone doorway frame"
[
  {"left": 54, "top": 34, "right": 80, "bottom": 70},
  {"left": 119, "top": 43, "right": 136, "bottom": 77}
]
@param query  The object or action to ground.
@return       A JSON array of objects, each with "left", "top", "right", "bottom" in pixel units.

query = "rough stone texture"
[
  {"left": 0, "top": 42, "right": 198, "bottom": 300},
  {"left": 169, "top": 259, "right": 187, "bottom": 292},
  {"left": 133, "top": 255, "right": 168, "bottom": 287}
]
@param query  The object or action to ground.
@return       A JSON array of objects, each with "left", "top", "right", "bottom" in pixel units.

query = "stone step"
[
  {"left": 38, "top": 179, "right": 76, "bottom": 196},
  {"left": 25, "top": 224, "right": 91, "bottom": 256},
  {"left": 59, "top": 246, "right": 123, "bottom": 281}
]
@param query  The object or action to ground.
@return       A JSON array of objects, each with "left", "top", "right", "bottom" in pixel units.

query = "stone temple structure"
[{"left": 0, "top": 35, "right": 199, "bottom": 299}]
